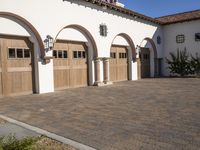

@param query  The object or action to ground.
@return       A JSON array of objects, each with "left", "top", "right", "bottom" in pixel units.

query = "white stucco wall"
[
  {"left": 57, "top": 28, "right": 87, "bottom": 42},
  {"left": 163, "top": 20, "right": 200, "bottom": 76},
  {"left": 0, "top": 0, "right": 162, "bottom": 52},
  {"left": 112, "top": 35, "right": 129, "bottom": 46},
  {"left": 0, "top": 18, "right": 29, "bottom": 36},
  {"left": 0, "top": 0, "right": 163, "bottom": 93}
]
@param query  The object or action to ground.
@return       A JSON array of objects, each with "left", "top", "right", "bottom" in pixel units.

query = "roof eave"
[
  {"left": 159, "top": 17, "right": 200, "bottom": 25},
  {"left": 83, "top": 0, "right": 163, "bottom": 25}
]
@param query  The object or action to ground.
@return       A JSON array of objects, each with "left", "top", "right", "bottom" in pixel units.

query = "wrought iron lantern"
[{"left": 44, "top": 35, "right": 54, "bottom": 51}]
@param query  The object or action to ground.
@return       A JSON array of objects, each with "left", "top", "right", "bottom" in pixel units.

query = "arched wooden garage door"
[
  {"left": 0, "top": 35, "right": 34, "bottom": 96},
  {"left": 53, "top": 40, "right": 88, "bottom": 90},
  {"left": 110, "top": 45, "right": 128, "bottom": 82},
  {"left": 140, "top": 47, "right": 150, "bottom": 78}
]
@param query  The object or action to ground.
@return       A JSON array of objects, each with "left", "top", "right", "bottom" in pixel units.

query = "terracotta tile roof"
[{"left": 156, "top": 9, "right": 200, "bottom": 25}]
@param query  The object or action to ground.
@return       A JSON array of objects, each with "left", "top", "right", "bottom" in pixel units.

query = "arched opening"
[
  {"left": 140, "top": 37, "right": 158, "bottom": 78},
  {"left": 0, "top": 12, "right": 43, "bottom": 96},
  {"left": 0, "top": 12, "right": 45, "bottom": 58},
  {"left": 109, "top": 33, "right": 136, "bottom": 82},
  {"left": 53, "top": 24, "right": 97, "bottom": 89}
]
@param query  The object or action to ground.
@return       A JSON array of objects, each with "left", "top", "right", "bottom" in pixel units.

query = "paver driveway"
[{"left": 0, "top": 78, "right": 200, "bottom": 150}]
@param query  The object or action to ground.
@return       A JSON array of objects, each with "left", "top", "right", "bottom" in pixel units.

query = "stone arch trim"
[
  {"left": 55, "top": 24, "right": 98, "bottom": 58},
  {"left": 140, "top": 37, "right": 158, "bottom": 77},
  {"left": 0, "top": 12, "right": 45, "bottom": 58},
  {"left": 111, "top": 33, "right": 136, "bottom": 61},
  {"left": 110, "top": 33, "right": 136, "bottom": 81},
  {"left": 142, "top": 37, "right": 157, "bottom": 58},
  {"left": 54, "top": 24, "right": 98, "bottom": 86}
]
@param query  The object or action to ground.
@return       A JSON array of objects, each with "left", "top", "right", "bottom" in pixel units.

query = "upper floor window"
[
  {"left": 195, "top": 33, "right": 200, "bottom": 41},
  {"left": 100, "top": 24, "right": 108, "bottom": 37},
  {"left": 176, "top": 35, "right": 185, "bottom": 43}
]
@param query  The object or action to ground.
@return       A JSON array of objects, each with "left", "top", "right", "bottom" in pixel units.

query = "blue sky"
[{"left": 119, "top": 0, "right": 200, "bottom": 18}]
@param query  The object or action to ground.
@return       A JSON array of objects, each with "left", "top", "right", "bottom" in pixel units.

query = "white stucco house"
[{"left": 0, "top": 0, "right": 199, "bottom": 96}]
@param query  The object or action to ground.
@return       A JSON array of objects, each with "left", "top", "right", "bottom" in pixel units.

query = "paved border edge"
[{"left": 0, "top": 114, "right": 97, "bottom": 150}]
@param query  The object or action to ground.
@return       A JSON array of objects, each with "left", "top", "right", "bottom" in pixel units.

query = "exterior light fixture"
[
  {"left": 136, "top": 45, "right": 141, "bottom": 54},
  {"left": 43, "top": 35, "right": 54, "bottom": 64},
  {"left": 44, "top": 35, "right": 54, "bottom": 51},
  {"left": 136, "top": 45, "right": 141, "bottom": 58}
]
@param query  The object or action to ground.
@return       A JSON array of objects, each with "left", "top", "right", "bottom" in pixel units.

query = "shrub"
[
  {"left": 190, "top": 53, "right": 200, "bottom": 77},
  {"left": 166, "top": 49, "right": 191, "bottom": 76},
  {"left": 0, "top": 135, "right": 39, "bottom": 150}
]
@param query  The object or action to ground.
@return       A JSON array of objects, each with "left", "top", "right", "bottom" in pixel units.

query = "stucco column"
[
  {"left": 127, "top": 46, "right": 133, "bottom": 80},
  {"left": 136, "top": 58, "right": 141, "bottom": 79},
  {"left": 94, "top": 58, "right": 102, "bottom": 86},
  {"left": 103, "top": 58, "right": 112, "bottom": 84}
]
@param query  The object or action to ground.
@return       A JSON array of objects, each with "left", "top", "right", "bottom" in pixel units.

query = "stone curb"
[{"left": 0, "top": 114, "right": 96, "bottom": 150}]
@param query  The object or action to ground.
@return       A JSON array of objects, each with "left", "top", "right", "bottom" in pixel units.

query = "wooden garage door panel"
[
  {"left": 141, "top": 48, "right": 150, "bottom": 78},
  {"left": 0, "top": 40, "right": 3, "bottom": 97},
  {"left": 6, "top": 72, "right": 32, "bottom": 95},
  {"left": 110, "top": 45, "right": 128, "bottom": 82},
  {"left": 53, "top": 41, "right": 88, "bottom": 90},
  {"left": 54, "top": 69, "right": 70, "bottom": 90},
  {"left": 7, "top": 59, "right": 32, "bottom": 68},
  {"left": 0, "top": 35, "right": 33, "bottom": 96},
  {"left": 54, "top": 59, "right": 69, "bottom": 67},
  {"left": 110, "top": 46, "right": 117, "bottom": 81},
  {"left": 68, "top": 42, "right": 85, "bottom": 51},
  {"left": 70, "top": 42, "right": 87, "bottom": 87},
  {"left": 117, "top": 66, "right": 128, "bottom": 81},
  {"left": 0, "top": 72, "right": 3, "bottom": 97},
  {"left": 70, "top": 68, "right": 87, "bottom": 88},
  {"left": 110, "top": 63, "right": 117, "bottom": 81}
]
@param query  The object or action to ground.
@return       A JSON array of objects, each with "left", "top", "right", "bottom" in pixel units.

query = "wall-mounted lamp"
[
  {"left": 136, "top": 45, "right": 141, "bottom": 58},
  {"left": 44, "top": 35, "right": 54, "bottom": 51},
  {"left": 43, "top": 35, "right": 54, "bottom": 64},
  {"left": 136, "top": 45, "right": 141, "bottom": 54}
]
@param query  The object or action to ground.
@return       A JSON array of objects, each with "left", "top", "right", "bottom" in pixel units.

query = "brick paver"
[{"left": 0, "top": 78, "right": 200, "bottom": 150}]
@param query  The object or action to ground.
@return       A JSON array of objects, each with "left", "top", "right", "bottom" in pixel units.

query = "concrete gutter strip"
[{"left": 0, "top": 114, "right": 97, "bottom": 150}]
